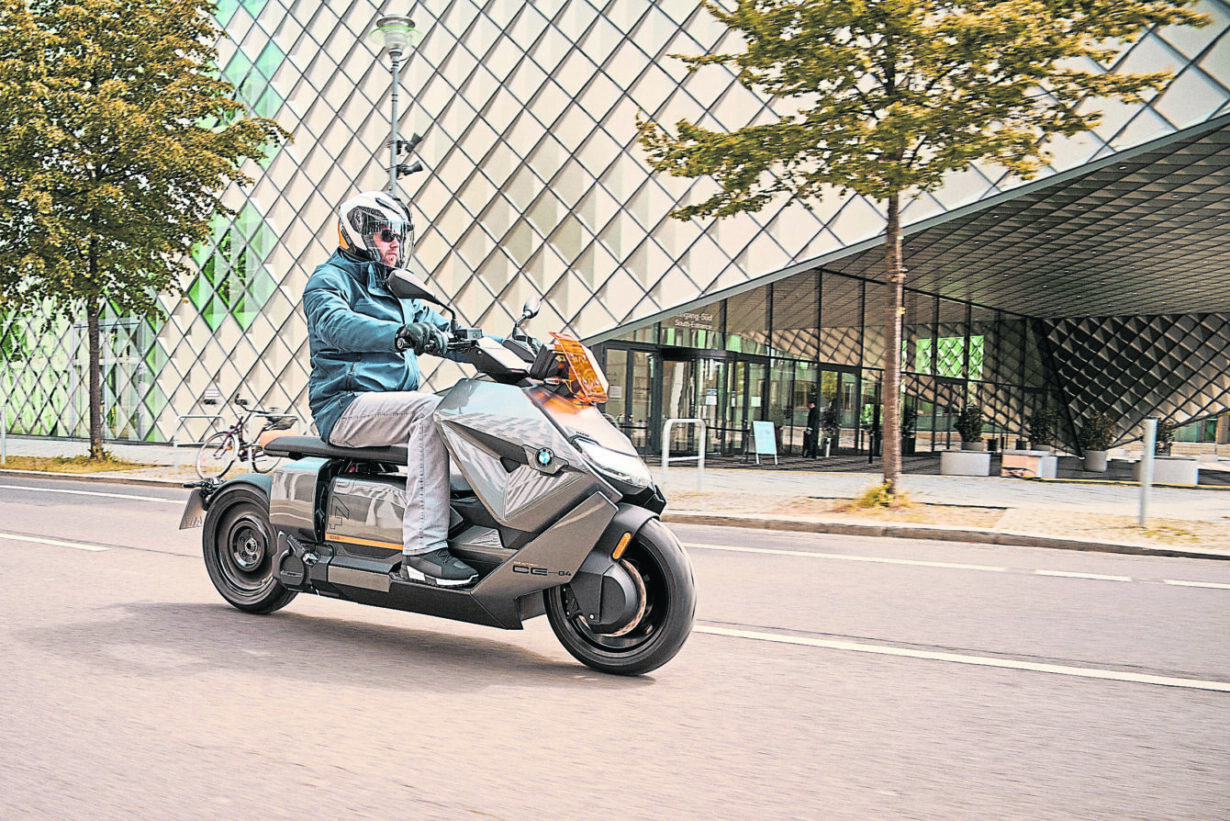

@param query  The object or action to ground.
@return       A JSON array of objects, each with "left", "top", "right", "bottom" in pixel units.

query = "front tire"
[
  {"left": 202, "top": 484, "right": 297, "bottom": 614},
  {"left": 545, "top": 518, "right": 696, "bottom": 676}
]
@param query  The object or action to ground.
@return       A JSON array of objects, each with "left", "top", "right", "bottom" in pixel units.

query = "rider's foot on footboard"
[{"left": 398, "top": 548, "right": 478, "bottom": 587}]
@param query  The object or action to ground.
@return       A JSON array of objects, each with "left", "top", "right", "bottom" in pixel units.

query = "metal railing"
[
  {"left": 662, "top": 417, "right": 706, "bottom": 491},
  {"left": 171, "top": 413, "right": 226, "bottom": 466}
]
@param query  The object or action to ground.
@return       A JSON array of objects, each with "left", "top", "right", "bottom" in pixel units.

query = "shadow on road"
[{"left": 22, "top": 601, "right": 657, "bottom": 691}]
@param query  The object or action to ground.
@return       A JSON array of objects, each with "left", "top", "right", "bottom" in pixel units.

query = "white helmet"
[{"left": 336, "top": 190, "right": 412, "bottom": 266}]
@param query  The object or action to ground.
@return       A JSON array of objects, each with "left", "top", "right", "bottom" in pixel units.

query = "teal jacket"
[{"left": 303, "top": 249, "right": 455, "bottom": 442}]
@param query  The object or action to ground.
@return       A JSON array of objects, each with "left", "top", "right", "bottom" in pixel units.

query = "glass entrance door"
[
  {"left": 727, "top": 357, "right": 768, "bottom": 455},
  {"left": 604, "top": 347, "right": 659, "bottom": 453}
]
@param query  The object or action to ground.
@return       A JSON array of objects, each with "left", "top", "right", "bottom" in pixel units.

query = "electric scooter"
[{"left": 180, "top": 270, "right": 695, "bottom": 675}]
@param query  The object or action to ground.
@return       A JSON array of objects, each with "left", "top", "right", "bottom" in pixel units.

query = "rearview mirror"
[{"left": 520, "top": 297, "right": 541, "bottom": 322}]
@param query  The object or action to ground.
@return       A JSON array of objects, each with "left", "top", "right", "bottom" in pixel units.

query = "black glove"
[{"left": 395, "top": 322, "right": 448, "bottom": 356}]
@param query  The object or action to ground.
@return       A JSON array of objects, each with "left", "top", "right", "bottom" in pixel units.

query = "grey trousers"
[{"left": 328, "top": 391, "right": 448, "bottom": 556}]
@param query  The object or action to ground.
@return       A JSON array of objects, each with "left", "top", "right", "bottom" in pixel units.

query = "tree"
[
  {"left": 0, "top": 0, "right": 285, "bottom": 458},
  {"left": 637, "top": 0, "right": 1206, "bottom": 494}
]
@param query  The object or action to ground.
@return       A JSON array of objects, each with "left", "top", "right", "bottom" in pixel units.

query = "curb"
[
  {"left": 661, "top": 512, "right": 1230, "bottom": 561},
  {"left": 0, "top": 468, "right": 189, "bottom": 490}
]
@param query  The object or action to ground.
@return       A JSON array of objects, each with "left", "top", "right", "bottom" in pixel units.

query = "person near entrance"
[
  {"left": 303, "top": 190, "right": 478, "bottom": 588},
  {"left": 804, "top": 400, "right": 820, "bottom": 458}
]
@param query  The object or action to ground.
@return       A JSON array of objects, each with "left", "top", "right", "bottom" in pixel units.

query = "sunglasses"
[{"left": 378, "top": 229, "right": 403, "bottom": 243}]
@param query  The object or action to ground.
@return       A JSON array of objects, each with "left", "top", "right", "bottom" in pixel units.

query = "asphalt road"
[{"left": 0, "top": 476, "right": 1227, "bottom": 820}]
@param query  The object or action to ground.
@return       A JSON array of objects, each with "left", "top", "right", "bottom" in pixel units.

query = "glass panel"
[
  {"left": 819, "top": 272, "right": 862, "bottom": 366},
  {"left": 662, "top": 359, "right": 696, "bottom": 454},
  {"left": 661, "top": 301, "right": 723, "bottom": 349},
  {"left": 726, "top": 290, "right": 769, "bottom": 355},
  {"left": 861, "top": 370, "right": 882, "bottom": 454},
  {"left": 839, "top": 372, "right": 858, "bottom": 449},
  {"left": 904, "top": 290, "right": 936, "bottom": 375},
  {"left": 768, "top": 359, "right": 796, "bottom": 453},
  {"left": 862, "top": 280, "right": 887, "bottom": 370},
  {"left": 771, "top": 275, "right": 818, "bottom": 358},
  {"left": 698, "top": 358, "right": 726, "bottom": 456},
  {"left": 605, "top": 348, "right": 628, "bottom": 426},
  {"left": 937, "top": 299, "right": 968, "bottom": 379},
  {"left": 627, "top": 351, "right": 655, "bottom": 451}
]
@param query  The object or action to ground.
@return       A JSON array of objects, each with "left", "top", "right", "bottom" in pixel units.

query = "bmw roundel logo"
[{"left": 536, "top": 448, "right": 554, "bottom": 467}]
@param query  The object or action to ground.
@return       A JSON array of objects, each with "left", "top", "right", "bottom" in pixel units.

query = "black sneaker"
[{"left": 398, "top": 548, "right": 478, "bottom": 587}]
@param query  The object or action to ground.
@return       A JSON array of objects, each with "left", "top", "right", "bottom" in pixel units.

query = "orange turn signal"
[
  {"left": 550, "top": 332, "right": 608, "bottom": 405},
  {"left": 612, "top": 531, "right": 632, "bottom": 560}
]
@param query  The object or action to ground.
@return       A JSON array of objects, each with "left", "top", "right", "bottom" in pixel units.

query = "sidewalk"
[{"left": 2, "top": 436, "right": 1227, "bottom": 560}]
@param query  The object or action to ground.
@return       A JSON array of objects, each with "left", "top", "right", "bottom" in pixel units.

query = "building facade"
[{"left": 2, "top": 0, "right": 1229, "bottom": 455}]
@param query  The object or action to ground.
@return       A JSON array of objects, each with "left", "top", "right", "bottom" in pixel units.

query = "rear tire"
[
  {"left": 249, "top": 445, "right": 281, "bottom": 474},
  {"left": 545, "top": 518, "right": 696, "bottom": 676},
  {"left": 202, "top": 484, "right": 297, "bottom": 614},
  {"left": 196, "top": 431, "right": 237, "bottom": 480}
]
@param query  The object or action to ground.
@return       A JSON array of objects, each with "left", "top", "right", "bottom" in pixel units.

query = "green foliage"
[
  {"left": 1028, "top": 408, "right": 1058, "bottom": 446},
  {"left": 637, "top": 0, "right": 1208, "bottom": 217},
  {"left": 955, "top": 404, "right": 984, "bottom": 443},
  {"left": 0, "top": 0, "right": 287, "bottom": 319},
  {"left": 1078, "top": 411, "right": 1117, "bottom": 452},
  {"left": 851, "top": 481, "right": 912, "bottom": 509},
  {"left": 0, "top": 0, "right": 287, "bottom": 456}
]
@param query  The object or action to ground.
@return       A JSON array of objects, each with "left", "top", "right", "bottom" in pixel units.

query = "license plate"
[{"left": 179, "top": 489, "right": 207, "bottom": 530}]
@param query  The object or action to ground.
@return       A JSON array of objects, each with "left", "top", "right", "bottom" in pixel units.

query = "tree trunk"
[
  {"left": 87, "top": 295, "right": 104, "bottom": 460},
  {"left": 882, "top": 192, "right": 905, "bottom": 494}
]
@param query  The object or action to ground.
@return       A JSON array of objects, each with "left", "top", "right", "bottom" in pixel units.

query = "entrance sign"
[{"left": 750, "top": 420, "right": 778, "bottom": 465}]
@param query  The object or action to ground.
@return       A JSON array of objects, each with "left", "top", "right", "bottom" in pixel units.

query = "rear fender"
[{"left": 180, "top": 474, "right": 273, "bottom": 529}]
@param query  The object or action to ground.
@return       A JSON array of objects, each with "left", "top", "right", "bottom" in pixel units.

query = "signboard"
[{"left": 750, "top": 420, "right": 778, "bottom": 465}]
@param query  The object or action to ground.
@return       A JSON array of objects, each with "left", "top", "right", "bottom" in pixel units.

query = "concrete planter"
[
  {"left": 1132, "top": 456, "right": 1200, "bottom": 486},
  {"left": 1083, "top": 450, "right": 1109, "bottom": 472},
  {"left": 1001, "top": 450, "right": 1058, "bottom": 479},
  {"left": 961, "top": 441, "right": 987, "bottom": 452},
  {"left": 940, "top": 450, "right": 991, "bottom": 476}
]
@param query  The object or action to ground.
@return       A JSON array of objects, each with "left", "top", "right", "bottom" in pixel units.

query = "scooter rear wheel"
[
  {"left": 202, "top": 484, "right": 297, "bottom": 614},
  {"left": 545, "top": 517, "right": 695, "bottom": 676}
]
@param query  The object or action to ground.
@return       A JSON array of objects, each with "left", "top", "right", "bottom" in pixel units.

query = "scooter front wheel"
[
  {"left": 545, "top": 517, "right": 696, "bottom": 676},
  {"left": 202, "top": 484, "right": 297, "bottom": 614}
]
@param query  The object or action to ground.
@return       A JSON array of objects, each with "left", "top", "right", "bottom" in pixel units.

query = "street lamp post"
[{"left": 369, "top": 13, "right": 423, "bottom": 197}]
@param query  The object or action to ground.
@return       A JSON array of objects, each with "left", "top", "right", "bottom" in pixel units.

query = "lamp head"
[{"left": 370, "top": 14, "right": 422, "bottom": 57}]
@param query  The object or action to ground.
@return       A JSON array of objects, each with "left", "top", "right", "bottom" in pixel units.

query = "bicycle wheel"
[
  {"left": 249, "top": 445, "right": 282, "bottom": 474},
  {"left": 196, "top": 431, "right": 238, "bottom": 480}
]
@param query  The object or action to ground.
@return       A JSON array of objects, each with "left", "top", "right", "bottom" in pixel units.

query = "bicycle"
[{"left": 195, "top": 397, "right": 297, "bottom": 480}]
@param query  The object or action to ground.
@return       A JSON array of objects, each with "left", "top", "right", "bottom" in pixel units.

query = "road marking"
[
  {"left": 685, "top": 542, "right": 1008, "bottom": 573},
  {"left": 0, "top": 484, "right": 181, "bottom": 505},
  {"left": 686, "top": 542, "right": 1230, "bottom": 590},
  {"left": 695, "top": 625, "right": 1230, "bottom": 693},
  {"left": 1164, "top": 579, "right": 1230, "bottom": 590},
  {"left": 0, "top": 532, "right": 110, "bottom": 552},
  {"left": 1035, "top": 570, "right": 1132, "bottom": 582}
]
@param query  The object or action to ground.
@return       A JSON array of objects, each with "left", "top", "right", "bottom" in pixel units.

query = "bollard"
[{"left": 1139, "top": 418, "right": 1157, "bottom": 526}]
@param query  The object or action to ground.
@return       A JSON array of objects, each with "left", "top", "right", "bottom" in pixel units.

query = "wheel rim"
[
  {"left": 561, "top": 543, "right": 670, "bottom": 653},
  {"left": 215, "top": 509, "right": 275, "bottom": 597}
]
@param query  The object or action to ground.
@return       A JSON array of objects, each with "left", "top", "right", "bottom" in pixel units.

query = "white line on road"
[
  {"left": 685, "top": 542, "right": 1008, "bottom": 573},
  {"left": 0, "top": 484, "right": 181, "bottom": 504},
  {"left": 1163, "top": 579, "right": 1230, "bottom": 590},
  {"left": 1035, "top": 570, "right": 1132, "bottom": 582},
  {"left": 0, "top": 532, "right": 110, "bottom": 552},
  {"left": 686, "top": 542, "right": 1230, "bottom": 591},
  {"left": 695, "top": 625, "right": 1230, "bottom": 693}
]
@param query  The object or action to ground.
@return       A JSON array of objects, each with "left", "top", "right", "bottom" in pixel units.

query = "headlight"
[{"left": 574, "top": 438, "right": 651, "bottom": 488}]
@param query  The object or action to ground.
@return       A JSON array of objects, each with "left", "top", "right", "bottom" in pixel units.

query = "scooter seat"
[
  {"left": 261, "top": 434, "right": 408, "bottom": 465},
  {"left": 259, "top": 434, "right": 476, "bottom": 496}
]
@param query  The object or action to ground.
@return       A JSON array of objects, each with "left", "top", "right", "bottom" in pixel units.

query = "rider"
[{"left": 303, "top": 190, "right": 478, "bottom": 587}]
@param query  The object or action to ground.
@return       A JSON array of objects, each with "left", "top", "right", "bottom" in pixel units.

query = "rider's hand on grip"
[{"left": 396, "top": 322, "right": 449, "bottom": 356}]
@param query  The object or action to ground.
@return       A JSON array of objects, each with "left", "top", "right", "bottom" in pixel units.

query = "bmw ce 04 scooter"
[{"left": 180, "top": 270, "right": 695, "bottom": 676}]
